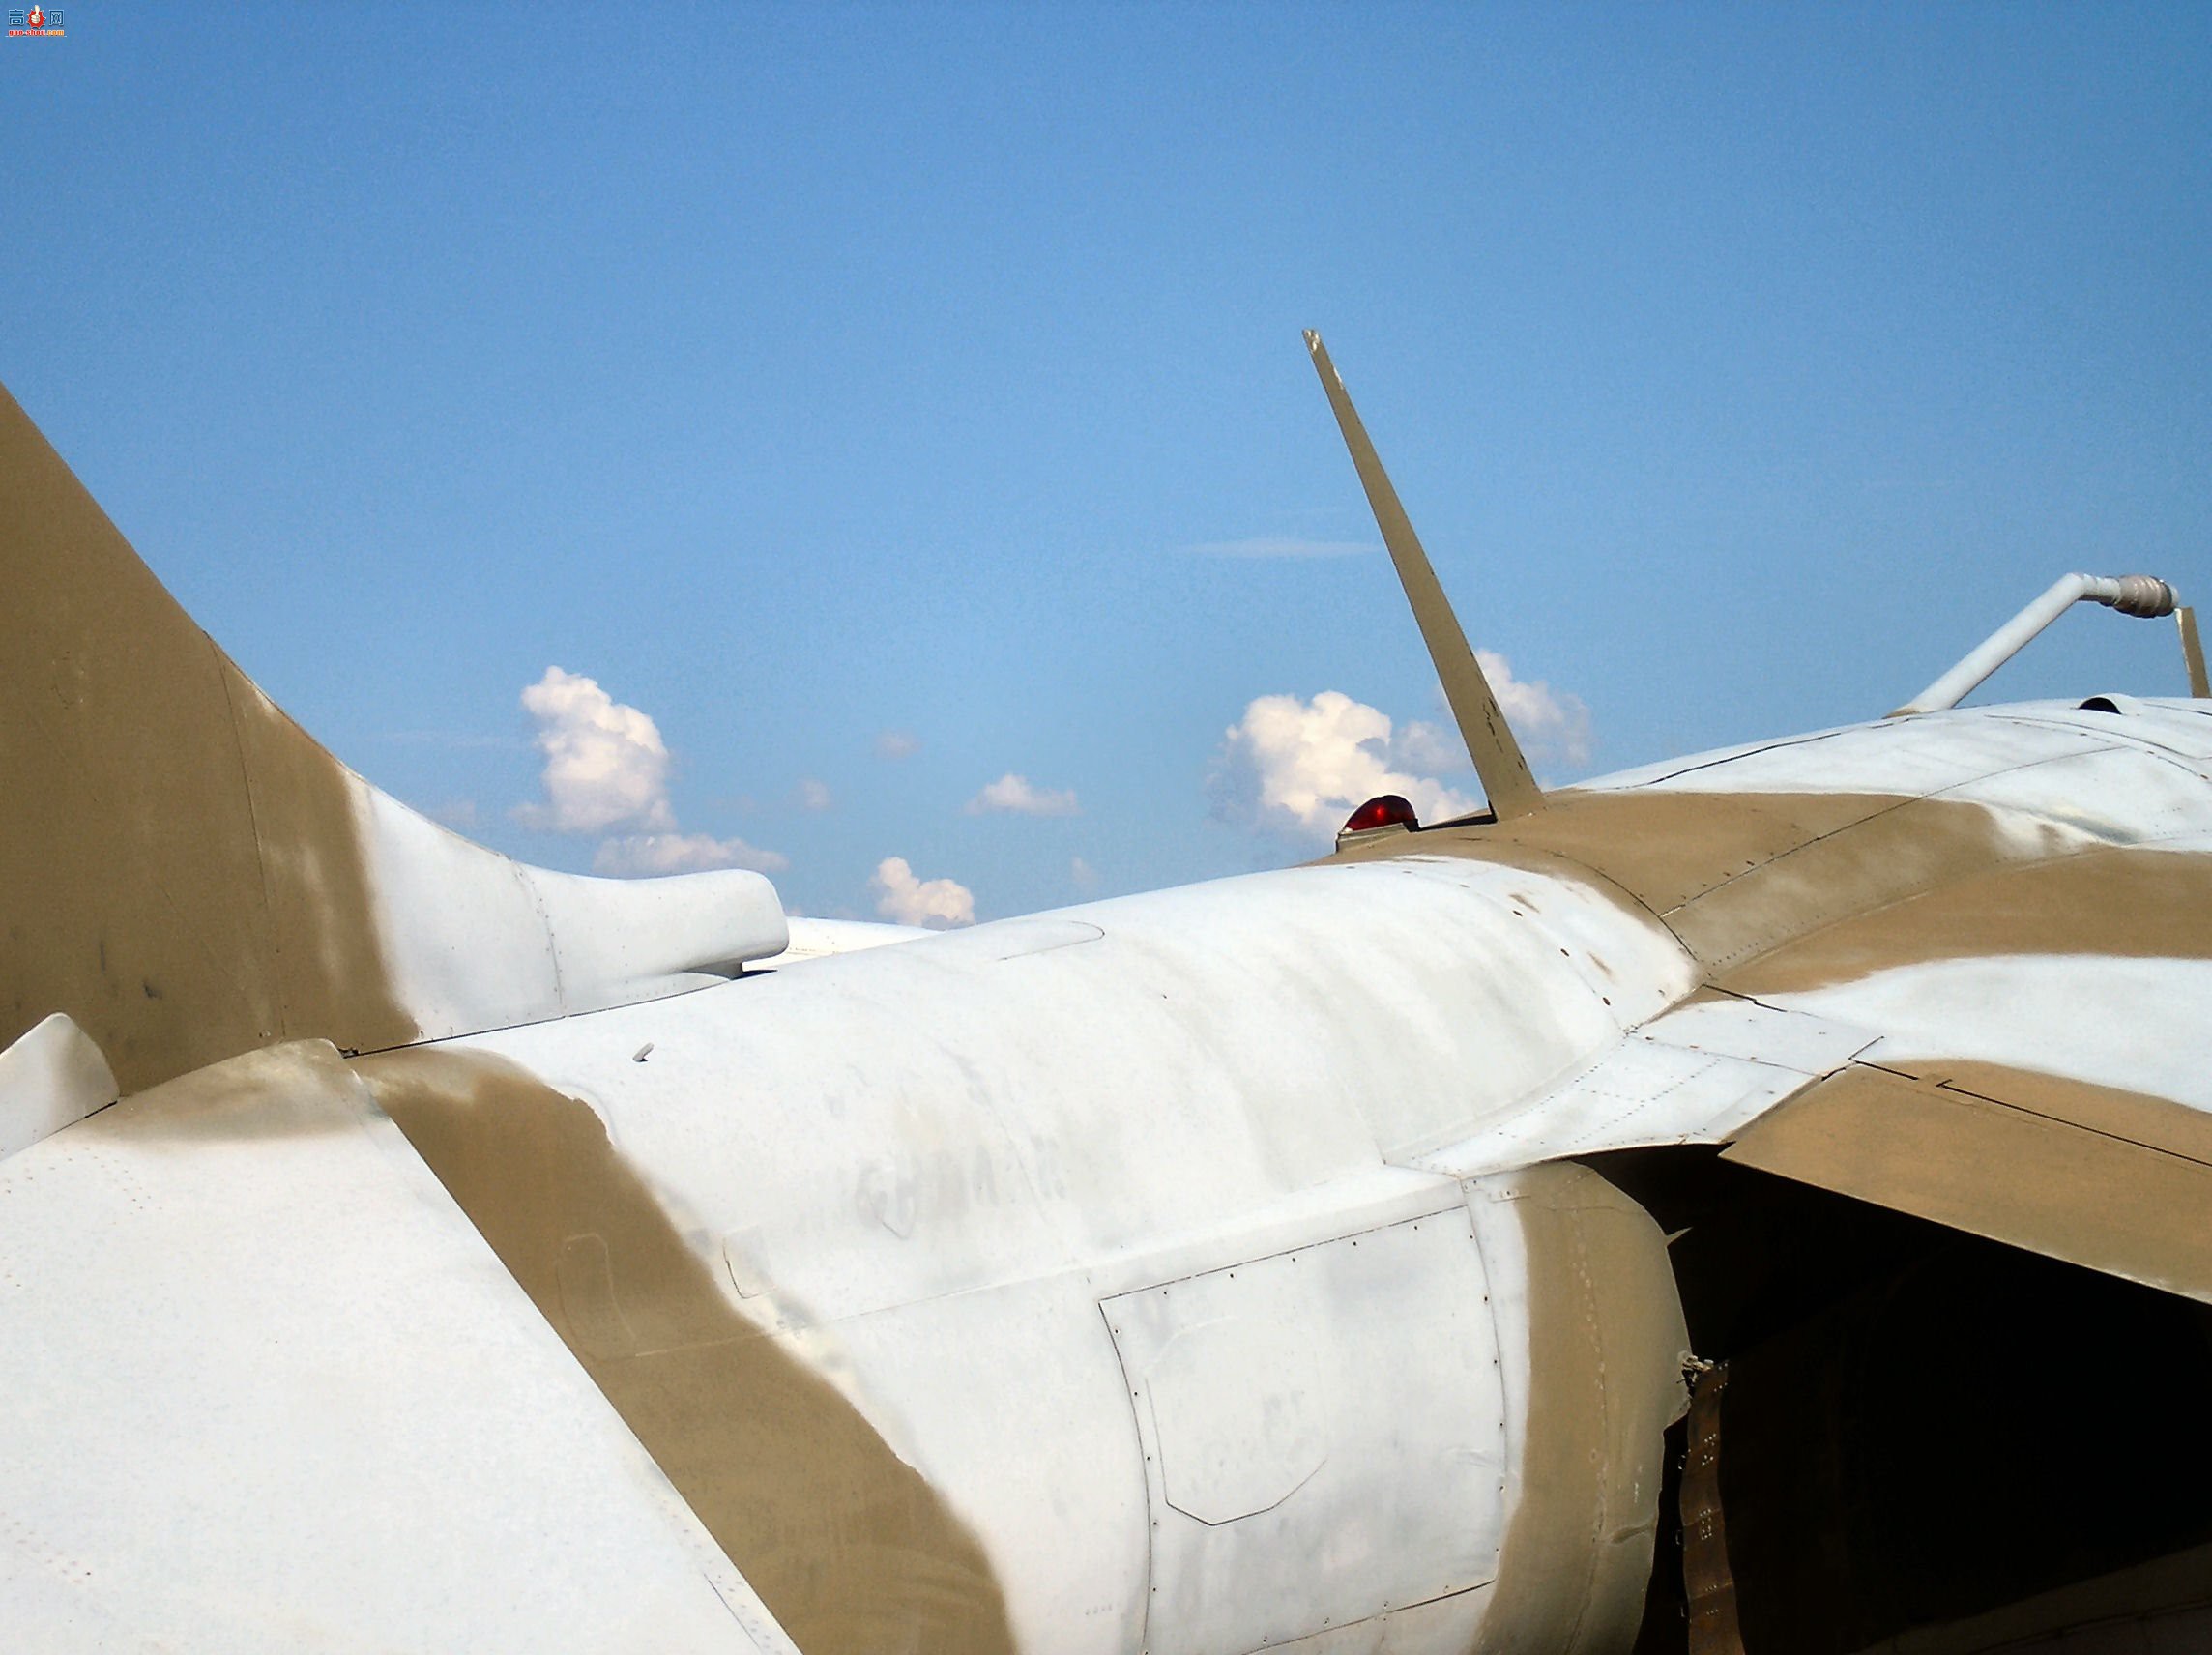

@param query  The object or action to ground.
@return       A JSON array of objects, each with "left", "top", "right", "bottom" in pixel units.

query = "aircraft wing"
[
  {"left": 1723, "top": 1054, "right": 2212, "bottom": 1304},
  {"left": 1402, "top": 982, "right": 2212, "bottom": 1308},
  {"left": 1369, "top": 701, "right": 2212, "bottom": 1310}
]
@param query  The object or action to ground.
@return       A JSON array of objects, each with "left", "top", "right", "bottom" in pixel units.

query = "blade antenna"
[{"left": 1303, "top": 331, "right": 1544, "bottom": 821}]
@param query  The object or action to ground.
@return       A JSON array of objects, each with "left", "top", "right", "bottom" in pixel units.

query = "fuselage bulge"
[{"left": 360, "top": 844, "right": 1696, "bottom": 1655}]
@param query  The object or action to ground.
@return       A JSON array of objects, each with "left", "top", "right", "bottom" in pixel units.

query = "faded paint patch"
[
  {"left": 1470, "top": 789, "right": 1911, "bottom": 916},
  {"left": 1725, "top": 845, "right": 2212, "bottom": 996},
  {"left": 353, "top": 1045, "right": 1016, "bottom": 1655},
  {"left": 225, "top": 669, "right": 418, "bottom": 1060},
  {"left": 1473, "top": 1163, "right": 1689, "bottom": 1655},
  {"left": 1342, "top": 783, "right": 2212, "bottom": 997},
  {"left": 45, "top": 1037, "right": 369, "bottom": 1146},
  {"left": 1665, "top": 797, "right": 2081, "bottom": 976}
]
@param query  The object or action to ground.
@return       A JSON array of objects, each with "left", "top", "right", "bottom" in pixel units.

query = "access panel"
[{"left": 1102, "top": 1207, "right": 1507, "bottom": 1655}]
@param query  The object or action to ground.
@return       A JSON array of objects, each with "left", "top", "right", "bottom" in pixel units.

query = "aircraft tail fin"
[
  {"left": 0, "top": 382, "right": 785, "bottom": 1100},
  {"left": 0, "top": 380, "right": 419, "bottom": 1093},
  {"left": 1303, "top": 332, "right": 1544, "bottom": 821}
]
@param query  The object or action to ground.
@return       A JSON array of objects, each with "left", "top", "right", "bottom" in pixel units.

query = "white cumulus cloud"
[
  {"left": 594, "top": 833, "right": 790, "bottom": 876},
  {"left": 871, "top": 857, "right": 975, "bottom": 927},
  {"left": 795, "top": 778, "right": 834, "bottom": 812},
  {"left": 965, "top": 772, "right": 1080, "bottom": 817},
  {"left": 874, "top": 729, "right": 921, "bottom": 760},
  {"left": 1389, "top": 718, "right": 1471, "bottom": 776},
  {"left": 1069, "top": 855, "right": 1099, "bottom": 890},
  {"left": 514, "top": 667, "right": 676, "bottom": 834},
  {"left": 1208, "top": 690, "right": 1483, "bottom": 845},
  {"left": 1475, "top": 650, "right": 1593, "bottom": 769},
  {"left": 1208, "top": 655, "right": 1595, "bottom": 848},
  {"left": 513, "top": 665, "right": 789, "bottom": 878}
]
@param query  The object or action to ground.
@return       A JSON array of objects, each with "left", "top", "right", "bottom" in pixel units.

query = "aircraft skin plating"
[
  {"left": 352, "top": 699, "right": 2212, "bottom": 1654},
  {"left": 4, "top": 365, "right": 2211, "bottom": 1655}
]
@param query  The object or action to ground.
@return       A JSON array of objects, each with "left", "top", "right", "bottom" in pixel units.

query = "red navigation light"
[{"left": 1341, "top": 794, "right": 1418, "bottom": 835}]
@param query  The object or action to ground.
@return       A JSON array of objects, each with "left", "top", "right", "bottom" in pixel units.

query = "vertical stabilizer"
[
  {"left": 0, "top": 382, "right": 416, "bottom": 1091},
  {"left": 1303, "top": 333, "right": 1544, "bottom": 821},
  {"left": 0, "top": 382, "right": 788, "bottom": 1096}
]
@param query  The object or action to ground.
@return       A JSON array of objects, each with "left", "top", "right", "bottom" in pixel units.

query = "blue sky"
[{"left": 8, "top": 5, "right": 2208, "bottom": 921}]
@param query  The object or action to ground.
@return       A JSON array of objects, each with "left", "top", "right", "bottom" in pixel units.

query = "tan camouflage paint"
[
  {"left": 1335, "top": 787, "right": 2212, "bottom": 992},
  {"left": 1474, "top": 1163, "right": 1691, "bottom": 1655},
  {"left": 1726, "top": 1060, "right": 2212, "bottom": 1303},
  {"left": 0, "top": 383, "right": 413, "bottom": 1094},
  {"left": 353, "top": 1045, "right": 1017, "bottom": 1655}
]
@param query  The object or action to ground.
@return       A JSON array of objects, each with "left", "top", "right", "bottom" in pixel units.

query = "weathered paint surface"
[
  {"left": 1725, "top": 1059, "right": 2212, "bottom": 1302},
  {"left": 355, "top": 1045, "right": 1018, "bottom": 1655},
  {"left": 1471, "top": 1164, "right": 1691, "bottom": 1655},
  {"left": 0, "top": 1041, "right": 797, "bottom": 1653},
  {"left": 399, "top": 853, "right": 1693, "bottom": 1652},
  {"left": 362, "top": 701, "right": 2212, "bottom": 1653},
  {"left": 11, "top": 368, "right": 2212, "bottom": 1652},
  {"left": 1104, "top": 1207, "right": 1508, "bottom": 1653},
  {"left": 11, "top": 688, "right": 2212, "bottom": 1650}
]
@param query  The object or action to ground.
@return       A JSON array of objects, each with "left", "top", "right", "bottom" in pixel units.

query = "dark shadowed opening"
[{"left": 1604, "top": 1149, "right": 2212, "bottom": 1655}]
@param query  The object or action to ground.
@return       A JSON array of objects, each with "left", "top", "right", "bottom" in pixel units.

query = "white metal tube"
[{"left": 1892, "top": 573, "right": 2179, "bottom": 715}]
